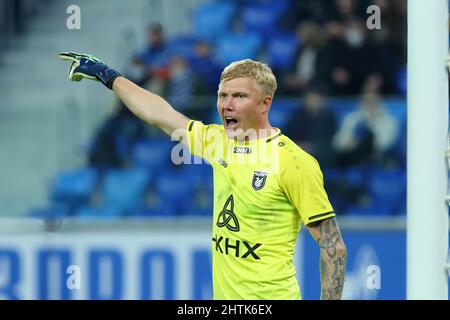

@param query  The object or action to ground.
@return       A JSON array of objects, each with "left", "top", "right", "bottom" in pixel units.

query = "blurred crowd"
[{"left": 126, "top": 0, "right": 406, "bottom": 98}]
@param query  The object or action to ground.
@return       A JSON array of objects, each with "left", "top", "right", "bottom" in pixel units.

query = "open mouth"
[{"left": 224, "top": 116, "right": 238, "bottom": 129}]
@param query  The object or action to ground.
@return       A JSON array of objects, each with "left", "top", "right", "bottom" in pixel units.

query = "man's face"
[{"left": 217, "top": 77, "right": 268, "bottom": 139}]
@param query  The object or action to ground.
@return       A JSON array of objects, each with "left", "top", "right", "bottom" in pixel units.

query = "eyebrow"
[{"left": 217, "top": 91, "right": 249, "bottom": 96}]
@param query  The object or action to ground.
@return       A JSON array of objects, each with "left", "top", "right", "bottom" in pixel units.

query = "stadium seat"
[
  {"left": 215, "top": 32, "right": 263, "bottom": 67},
  {"left": 181, "top": 162, "right": 213, "bottom": 186},
  {"left": 131, "top": 139, "right": 174, "bottom": 169},
  {"left": 102, "top": 168, "right": 151, "bottom": 212},
  {"left": 154, "top": 170, "right": 196, "bottom": 214},
  {"left": 182, "top": 197, "right": 213, "bottom": 216},
  {"left": 343, "top": 167, "right": 368, "bottom": 188},
  {"left": 327, "top": 99, "right": 358, "bottom": 124},
  {"left": 76, "top": 168, "right": 151, "bottom": 217},
  {"left": 269, "top": 99, "right": 299, "bottom": 130},
  {"left": 76, "top": 206, "right": 123, "bottom": 218},
  {"left": 368, "top": 168, "right": 406, "bottom": 215},
  {"left": 192, "top": 2, "right": 235, "bottom": 40},
  {"left": 266, "top": 32, "right": 300, "bottom": 71},
  {"left": 241, "top": 3, "right": 283, "bottom": 37},
  {"left": 167, "top": 34, "right": 199, "bottom": 60},
  {"left": 49, "top": 167, "right": 99, "bottom": 211}
]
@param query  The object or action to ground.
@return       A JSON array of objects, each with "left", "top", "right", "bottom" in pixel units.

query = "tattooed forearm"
[{"left": 308, "top": 217, "right": 347, "bottom": 300}]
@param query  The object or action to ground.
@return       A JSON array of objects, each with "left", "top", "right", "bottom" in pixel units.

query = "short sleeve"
[
  {"left": 185, "top": 120, "right": 205, "bottom": 158},
  {"left": 185, "top": 120, "right": 224, "bottom": 163},
  {"left": 280, "top": 152, "right": 335, "bottom": 225}
]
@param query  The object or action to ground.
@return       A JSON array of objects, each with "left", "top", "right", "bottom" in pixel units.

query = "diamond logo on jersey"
[
  {"left": 216, "top": 195, "right": 240, "bottom": 232},
  {"left": 252, "top": 171, "right": 268, "bottom": 191}
]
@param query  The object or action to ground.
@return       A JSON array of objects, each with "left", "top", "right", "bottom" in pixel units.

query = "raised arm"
[
  {"left": 58, "top": 52, "right": 189, "bottom": 140},
  {"left": 307, "top": 217, "right": 347, "bottom": 300},
  {"left": 112, "top": 76, "right": 189, "bottom": 138}
]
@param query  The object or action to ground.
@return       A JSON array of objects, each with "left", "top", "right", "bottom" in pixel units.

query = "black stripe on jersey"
[
  {"left": 266, "top": 132, "right": 282, "bottom": 143},
  {"left": 188, "top": 121, "right": 194, "bottom": 131},
  {"left": 308, "top": 211, "right": 335, "bottom": 221}
]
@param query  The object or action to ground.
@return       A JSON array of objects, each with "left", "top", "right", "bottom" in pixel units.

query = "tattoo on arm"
[{"left": 308, "top": 217, "right": 347, "bottom": 300}]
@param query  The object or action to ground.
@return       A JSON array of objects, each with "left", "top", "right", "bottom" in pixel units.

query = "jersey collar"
[{"left": 233, "top": 128, "right": 282, "bottom": 146}]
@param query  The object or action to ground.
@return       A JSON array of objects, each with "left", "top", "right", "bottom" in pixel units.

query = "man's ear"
[{"left": 261, "top": 95, "right": 272, "bottom": 114}]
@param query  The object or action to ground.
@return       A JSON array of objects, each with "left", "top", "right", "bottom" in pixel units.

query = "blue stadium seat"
[
  {"left": 103, "top": 168, "right": 151, "bottom": 212},
  {"left": 215, "top": 33, "right": 263, "bottom": 67},
  {"left": 322, "top": 167, "right": 343, "bottom": 182},
  {"left": 269, "top": 99, "right": 299, "bottom": 130},
  {"left": 368, "top": 168, "right": 406, "bottom": 215},
  {"left": 271, "top": 99, "right": 299, "bottom": 111},
  {"left": 154, "top": 170, "right": 196, "bottom": 214},
  {"left": 241, "top": 3, "right": 283, "bottom": 37},
  {"left": 76, "top": 168, "right": 151, "bottom": 217},
  {"left": 192, "top": 2, "right": 235, "bottom": 40},
  {"left": 76, "top": 206, "right": 123, "bottom": 218},
  {"left": 167, "top": 35, "right": 199, "bottom": 60},
  {"left": 131, "top": 139, "right": 174, "bottom": 169},
  {"left": 182, "top": 162, "right": 213, "bottom": 186},
  {"left": 328, "top": 99, "right": 358, "bottom": 124},
  {"left": 183, "top": 197, "right": 213, "bottom": 216},
  {"left": 343, "top": 167, "right": 368, "bottom": 188},
  {"left": 266, "top": 32, "right": 299, "bottom": 71},
  {"left": 269, "top": 108, "right": 291, "bottom": 129},
  {"left": 49, "top": 167, "right": 99, "bottom": 210}
]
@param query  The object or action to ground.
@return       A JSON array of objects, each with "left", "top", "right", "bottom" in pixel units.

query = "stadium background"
[{"left": 0, "top": 0, "right": 445, "bottom": 299}]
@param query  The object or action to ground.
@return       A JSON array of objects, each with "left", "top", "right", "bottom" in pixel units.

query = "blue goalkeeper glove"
[{"left": 58, "top": 52, "right": 122, "bottom": 90}]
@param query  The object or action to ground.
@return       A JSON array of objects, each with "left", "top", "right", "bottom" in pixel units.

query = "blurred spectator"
[
  {"left": 88, "top": 102, "right": 148, "bottom": 169},
  {"left": 367, "top": 0, "right": 407, "bottom": 94},
  {"left": 330, "top": 0, "right": 360, "bottom": 23},
  {"left": 166, "top": 55, "right": 210, "bottom": 123},
  {"left": 284, "top": 85, "right": 337, "bottom": 167},
  {"left": 189, "top": 40, "right": 221, "bottom": 95},
  {"left": 132, "top": 23, "right": 171, "bottom": 94},
  {"left": 332, "top": 82, "right": 399, "bottom": 167},
  {"left": 322, "top": 18, "right": 384, "bottom": 95},
  {"left": 166, "top": 55, "right": 193, "bottom": 112},
  {"left": 281, "top": 22, "right": 327, "bottom": 96}
]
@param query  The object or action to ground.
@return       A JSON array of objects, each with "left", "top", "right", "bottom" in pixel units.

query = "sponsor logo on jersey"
[
  {"left": 216, "top": 195, "right": 239, "bottom": 232},
  {"left": 233, "top": 146, "right": 252, "bottom": 154},
  {"left": 212, "top": 235, "right": 262, "bottom": 260}
]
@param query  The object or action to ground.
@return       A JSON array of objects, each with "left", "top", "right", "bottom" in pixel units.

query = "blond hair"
[{"left": 220, "top": 59, "right": 277, "bottom": 98}]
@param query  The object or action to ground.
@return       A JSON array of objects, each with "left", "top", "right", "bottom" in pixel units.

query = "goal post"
[{"left": 407, "top": 0, "right": 449, "bottom": 299}]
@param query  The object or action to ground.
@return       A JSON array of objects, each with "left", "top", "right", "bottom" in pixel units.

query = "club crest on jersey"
[{"left": 252, "top": 171, "right": 268, "bottom": 191}]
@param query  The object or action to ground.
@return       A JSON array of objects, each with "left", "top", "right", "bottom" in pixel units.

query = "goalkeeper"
[{"left": 59, "top": 52, "right": 347, "bottom": 300}]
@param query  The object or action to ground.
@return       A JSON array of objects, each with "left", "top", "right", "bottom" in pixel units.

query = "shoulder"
[
  {"left": 277, "top": 134, "right": 320, "bottom": 171},
  {"left": 188, "top": 120, "right": 224, "bottom": 134}
]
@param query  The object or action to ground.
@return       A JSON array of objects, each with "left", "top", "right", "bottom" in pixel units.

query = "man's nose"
[{"left": 224, "top": 97, "right": 235, "bottom": 110}]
